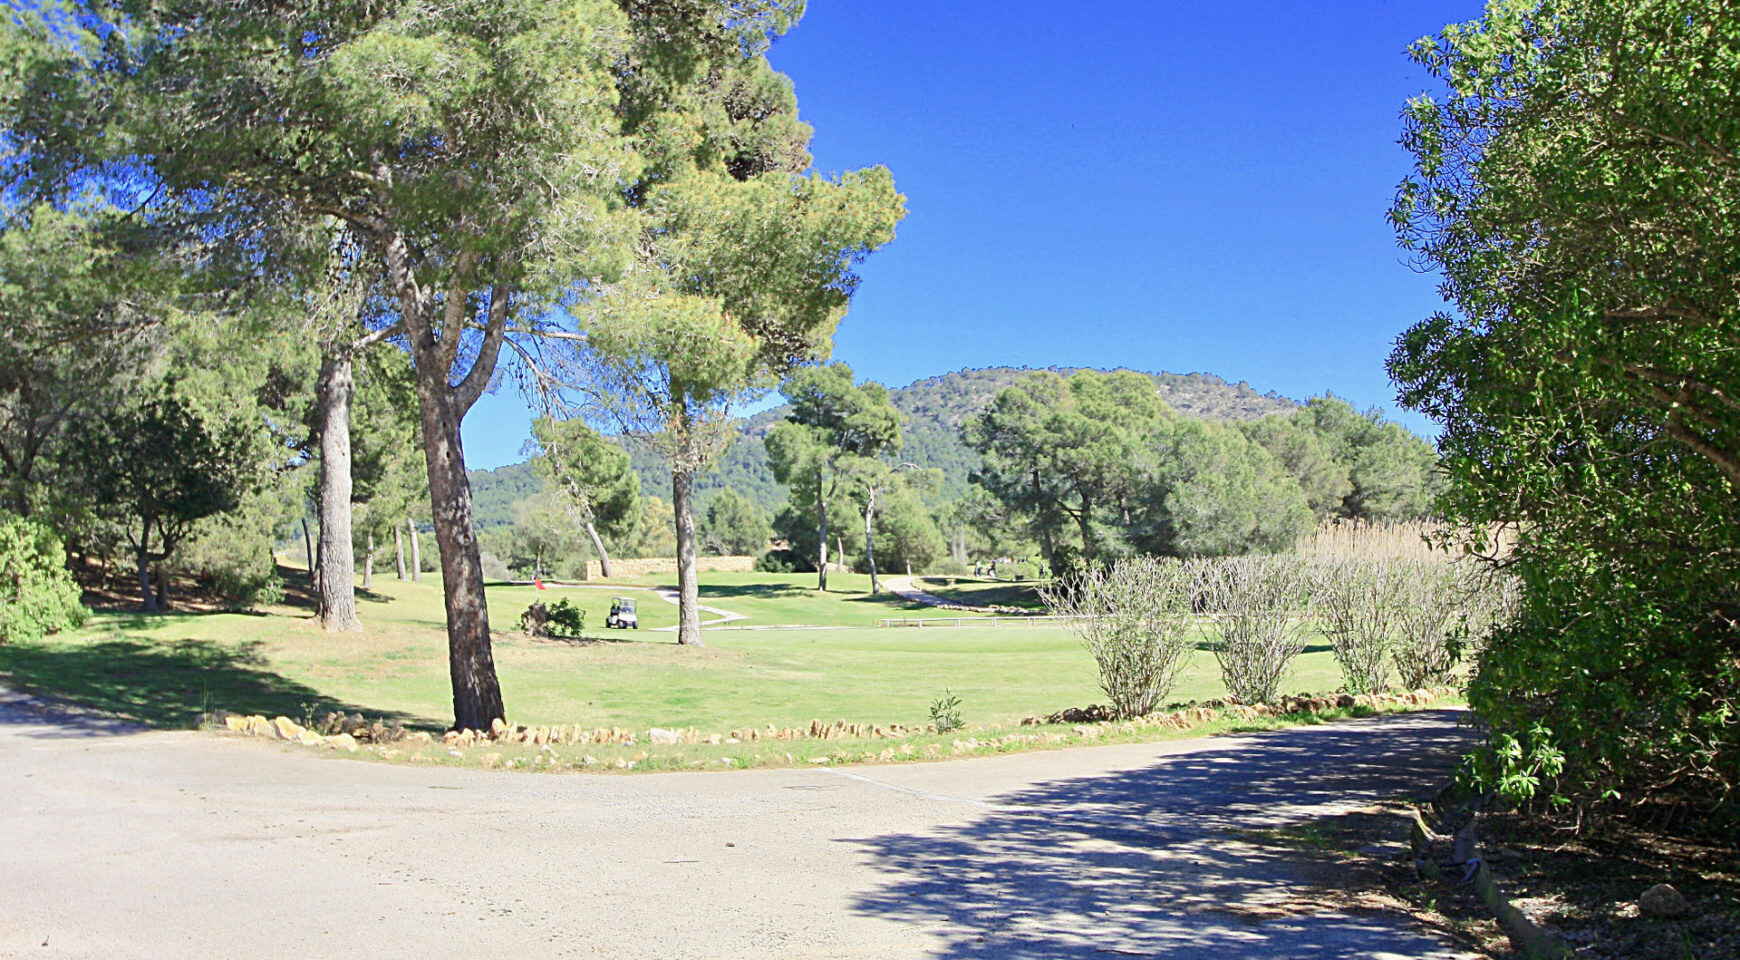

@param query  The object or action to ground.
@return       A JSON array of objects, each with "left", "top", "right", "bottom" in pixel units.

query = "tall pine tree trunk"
[
  {"left": 671, "top": 468, "right": 704, "bottom": 646},
  {"left": 815, "top": 469, "right": 829, "bottom": 592},
  {"left": 301, "top": 517, "right": 315, "bottom": 585},
  {"left": 413, "top": 380, "right": 503, "bottom": 729},
  {"left": 316, "top": 353, "right": 362, "bottom": 631},
  {"left": 863, "top": 488, "right": 879, "bottom": 594},
  {"left": 407, "top": 518, "right": 422, "bottom": 582},
  {"left": 394, "top": 525, "right": 406, "bottom": 580},
  {"left": 380, "top": 228, "right": 512, "bottom": 731},
  {"left": 135, "top": 525, "right": 157, "bottom": 613},
  {"left": 583, "top": 521, "right": 613, "bottom": 579}
]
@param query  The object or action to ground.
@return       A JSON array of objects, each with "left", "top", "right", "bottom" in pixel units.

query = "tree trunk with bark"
[
  {"left": 394, "top": 525, "right": 406, "bottom": 580},
  {"left": 671, "top": 468, "right": 704, "bottom": 646},
  {"left": 154, "top": 562, "right": 169, "bottom": 610},
  {"left": 413, "top": 382, "right": 504, "bottom": 729},
  {"left": 315, "top": 353, "right": 362, "bottom": 631},
  {"left": 135, "top": 527, "right": 157, "bottom": 613},
  {"left": 407, "top": 518, "right": 422, "bottom": 582},
  {"left": 863, "top": 487, "right": 879, "bottom": 594},
  {"left": 363, "top": 529, "right": 374, "bottom": 591},
  {"left": 302, "top": 517, "right": 315, "bottom": 586},
  {"left": 815, "top": 469, "right": 829, "bottom": 592},
  {"left": 583, "top": 521, "right": 612, "bottom": 579}
]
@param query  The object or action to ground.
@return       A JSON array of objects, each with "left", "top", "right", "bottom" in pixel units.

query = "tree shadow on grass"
[
  {"left": 844, "top": 710, "right": 1480, "bottom": 959},
  {"left": 0, "top": 636, "right": 427, "bottom": 734}
]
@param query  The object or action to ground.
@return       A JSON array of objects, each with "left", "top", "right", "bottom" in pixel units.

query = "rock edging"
[
  {"left": 216, "top": 711, "right": 434, "bottom": 753},
  {"left": 1409, "top": 791, "right": 1576, "bottom": 960},
  {"left": 1029, "top": 686, "right": 1456, "bottom": 729}
]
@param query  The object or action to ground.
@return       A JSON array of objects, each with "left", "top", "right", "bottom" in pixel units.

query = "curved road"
[{"left": 1, "top": 689, "right": 1478, "bottom": 959}]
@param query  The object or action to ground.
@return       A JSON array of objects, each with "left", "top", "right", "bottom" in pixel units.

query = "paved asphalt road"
[{"left": 2, "top": 691, "right": 1480, "bottom": 959}]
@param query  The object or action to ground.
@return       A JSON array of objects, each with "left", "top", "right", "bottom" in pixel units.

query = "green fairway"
[
  {"left": 910, "top": 576, "right": 1049, "bottom": 610},
  {"left": 0, "top": 568, "right": 1348, "bottom": 735}
]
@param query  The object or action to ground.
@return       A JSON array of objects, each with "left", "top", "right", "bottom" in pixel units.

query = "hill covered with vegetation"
[{"left": 469, "top": 366, "right": 1297, "bottom": 520}]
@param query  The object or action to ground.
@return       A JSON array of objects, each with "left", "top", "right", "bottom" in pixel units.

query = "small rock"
[
  {"left": 648, "top": 727, "right": 681, "bottom": 745},
  {"left": 224, "top": 715, "right": 249, "bottom": 733},
  {"left": 327, "top": 733, "right": 359, "bottom": 753},
  {"left": 271, "top": 716, "right": 302, "bottom": 741},
  {"left": 1639, "top": 883, "right": 1690, "bottom": 918}
]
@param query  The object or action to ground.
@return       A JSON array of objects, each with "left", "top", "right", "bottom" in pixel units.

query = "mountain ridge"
[{"left": 470, "top": 365, "right": 1299, "bottom": 525}]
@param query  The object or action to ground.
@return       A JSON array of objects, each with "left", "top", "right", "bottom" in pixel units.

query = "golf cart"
[{"left": 606, "top": 596, "right": 639, "bottom": 630}]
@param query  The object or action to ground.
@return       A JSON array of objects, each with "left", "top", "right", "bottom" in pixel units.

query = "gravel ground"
[{"left": 2, "top": 688, "right": 1481, "bottom": 959}]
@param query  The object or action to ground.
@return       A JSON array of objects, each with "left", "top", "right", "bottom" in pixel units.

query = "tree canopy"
[{"left": 1391, "top": 0, "right": 1740, "bottom": 826}]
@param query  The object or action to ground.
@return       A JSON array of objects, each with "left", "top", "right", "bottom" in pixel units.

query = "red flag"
[{"left": 534, "top": 577, "right": 546, "bottom": 590}]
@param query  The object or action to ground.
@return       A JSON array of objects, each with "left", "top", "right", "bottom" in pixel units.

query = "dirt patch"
[
  {"left": 1460, "top": 812, "right": 1740, "bottom": 959},
  {"left": 1234, "top": 801, "right": 1506, "bottom": 955}
]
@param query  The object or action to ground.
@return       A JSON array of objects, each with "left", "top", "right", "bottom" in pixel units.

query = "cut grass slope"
[{"left": 0, "top": 567, "right": 1346, "bottom": 736}]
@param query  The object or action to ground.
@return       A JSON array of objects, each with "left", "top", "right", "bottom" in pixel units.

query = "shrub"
[
  {"left": 544, "top": 598, "right": 585, "bottom": 637},
  {"left": 1309, "top": 557, "right": 1406, "bottom": 694},
  {"left": 1041, "top": 557, "right": 1197, "bottom": 719},
  {"left": 520, "top": 598, "right": 585, "bottom": 638},
  {"left": 179, "top": 511, "right": 283, "bottom": 610},
  {"left": 924, "top": 557, "right": 971, "bottom": 577},
  {"left": 755, "top": 551, "right": 797, "bottom": 573},
  {"left": 0, "top": 511, "right": 87, "bottom": 643},
  {"left": 929, "top": 690, "right": 964, "bottom": 733},
  {"left": 1392, "top": 561, "right": 1468, "bottom": 690},
  {"left": 1196, "top": 555, "right": 1310, "bottom": 705}
]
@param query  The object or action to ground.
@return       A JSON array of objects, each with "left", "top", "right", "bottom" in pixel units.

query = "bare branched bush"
[
  {"left": 1196, "top": 555, "right": 1311, "bottom": 705},
  {"left": 1310, "top": 557, "right": 1406, "bottom": 694},
  {"left": 1392, "top": 560, "right": 1472, "bottom": 690},
  {"left": 1041, "top": 557, "right": 1196, "bottom": 719}
]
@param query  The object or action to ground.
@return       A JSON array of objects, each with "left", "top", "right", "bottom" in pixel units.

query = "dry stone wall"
[{"left": 583, "top": 555, "right": 755, "bottom": 580}]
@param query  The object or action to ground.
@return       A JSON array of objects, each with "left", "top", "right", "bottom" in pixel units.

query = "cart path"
[
  {"left": 882, "top": 575, "right": 997, "bottom": 612},
  {"left": 648, "top": 585, "right": 747, "bottom": 630},
  {"left": 2, "top": 692, "right": 1478, "bottom": 960}
]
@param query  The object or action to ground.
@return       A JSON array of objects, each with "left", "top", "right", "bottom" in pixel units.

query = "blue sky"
[{"left": 462, "top": 0, "right": 1485, "bottom": 470}]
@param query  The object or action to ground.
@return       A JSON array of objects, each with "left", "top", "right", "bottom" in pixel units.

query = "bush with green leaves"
[
  {"left": 544, "top": 598, "right": 585, "bottom": 638},
  {"left": 1196, "top": 555, "right": 1310, "bottom": 705},
  {"left": 1041, "top": 557, "right": 1197, "bottom": 719},
  {"left": 1309, "top": 557, "right": 1405, "bottom": 694},
  {"left": 0, "top": 511, "right": 87, "bottom": 643},
  {"left": 754, "top": 551, "right": 796, "bottom": 573},
  {"left": 929, "top": 690, "right": 964, "bottom": 733}
]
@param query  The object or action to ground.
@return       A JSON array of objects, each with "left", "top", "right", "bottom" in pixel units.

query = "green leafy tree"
[
  {"left": 608, "top": 496, "right": 676, "bottom": 561},
  {"left": 965, "top": 370, "right": 1169, "bottom": 567},
  {"left": 701, "top": 488, "right": 770, "bottom": 556},
  {"left": 70, "top": 393, "right": 258, "bottom": 611},
  {"left": 1390, "top": 0, "right": 1740, "bottom": 821},
  {"left": 1134, "top": 419, "right": 1313, "bottom": 557},
  {"left": 529, "top": 417, "right": 640, "bottom": 579},
  {"left": 0, "top": 510, "right": 87, "bottom": 643},
  {"left": 0, "top": 205, "right": 162, "bottom": 519},
  {"left": 1289, "top": 397, "right": 1440, "bottom": 520},
  {"left": 1239, "top": 415, "right": 1352, "bottom": 517},
  {"left": 7, "top": 0, "right": 641, "bottom": 727},
  {"left": 767, "top": 364, "right": 903, "bottom": 590}
]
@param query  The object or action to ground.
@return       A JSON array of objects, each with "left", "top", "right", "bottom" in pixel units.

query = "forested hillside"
[{"left": 614, "top": 367, "right": 1295, "bottom": 513}]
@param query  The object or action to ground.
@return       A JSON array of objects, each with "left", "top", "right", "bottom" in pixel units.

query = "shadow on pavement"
[
  {"left": 0, "top": 637, "right": 424, "bottom": 736},
  {"left": 847, "top": 710, "right": 1480, "bottom": 959}
]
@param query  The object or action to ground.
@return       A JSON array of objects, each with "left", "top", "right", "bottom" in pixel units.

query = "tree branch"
[{"left": 453, "top": 282, "right": 512, "bottom": 416}]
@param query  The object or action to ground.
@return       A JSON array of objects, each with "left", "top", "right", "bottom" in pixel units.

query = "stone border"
[
  {"left": 1409, "top": 791, "right": 1576, "bottom": 960},
  {"left": 216, "top": 688, "right": 1459, "bottom": 759}
]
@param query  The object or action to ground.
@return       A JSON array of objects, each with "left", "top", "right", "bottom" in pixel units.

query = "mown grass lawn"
[{"left": 0, "top": 568, "right": 1348, "bottom": 735}]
